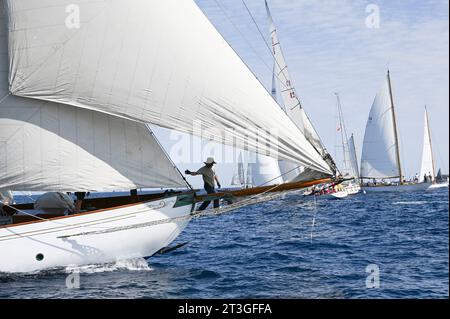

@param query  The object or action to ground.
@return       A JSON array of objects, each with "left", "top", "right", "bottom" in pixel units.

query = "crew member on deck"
[{"left": 185, "top": 157, "right": 221, "bottom": 211}]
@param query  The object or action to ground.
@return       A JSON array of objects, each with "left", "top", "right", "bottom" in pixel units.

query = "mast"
[
  {"left": 425, "top": 106, "right": 436, "bottom": 182},
  {"left": 335, "top": 93, "right": 348, "bottom": 176},
  {"left": 387, "top": 70, "right": 403, "bottom": 184}
]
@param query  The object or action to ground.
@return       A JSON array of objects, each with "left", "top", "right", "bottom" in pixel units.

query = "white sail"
[
  {"left": 360, "top": 73, "right": 401, "bottom": 179},
  {"left": 231, "top": 152, "right": 245, "bottom": 186},
  {"left": 0, "top": 6, "right": 185, "bottom": 192},
  {"left": 249, "top": 153, "right": 283, "bottom": 187},
  {"left": 246, "top": 162, "right": 254, "bottom": 188},
  {"left": 4, "top": 0, "right": 332, "bottom": 176},
  {"left": 335, "top": 94, "right": 354, "bottom": 178},
  {"left": 348, "top": 134, "right": 360, "bottom": 179},
  {"left": 271, "top": 62, "right": 301, "bottom": 182},
  {"left": 265, "top": 1, "right": 335, "bottom": 173},
  {"left": 419, "top": 108, "right": 435, "bottom": 182}
]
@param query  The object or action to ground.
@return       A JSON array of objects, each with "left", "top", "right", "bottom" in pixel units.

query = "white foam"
[
  {"left": 65, "top": 258, "right": 152, "bottom": 274},
  {"left": 393, "top": 201, "right": 428, "bottom": 205}
]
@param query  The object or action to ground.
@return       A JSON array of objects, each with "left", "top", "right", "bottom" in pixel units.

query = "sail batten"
[{"left": 5, "top": 0, "right": 333, "bottom": 176}]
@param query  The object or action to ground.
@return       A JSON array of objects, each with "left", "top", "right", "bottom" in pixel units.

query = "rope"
[
  {"left": 0, "top": 92, "right": 11, "bottom": 104},
  {"left": 310, "top": 194, "right": 318, "bottom": 244}
]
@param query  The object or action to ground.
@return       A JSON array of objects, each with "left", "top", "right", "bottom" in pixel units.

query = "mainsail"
[
  {"left": 4, "top": 0, "right": 333, "bottom": 176},
  {"left": 360, "top": 71, "right": 402, "bottom": 180},
  {"left": 419, "top": 107, "right": 435, "bottom": 182},
  {"left": 335, "top": 94, "right": 354, "bottom": 178},
  {"left": 265, "top": 0, "right": 336, "bottom": 175},
  {"left": 272, "top": 62, "right": 301, "bottom": 182},
  {"left": 231, "top": 152, "right": 245, "bottom": 186},
  {"left": 348, "top": 134, "right": 361, "bottom": 180},
  {"left": 0, "top": 3, "right": 186, "bottom": 192}
]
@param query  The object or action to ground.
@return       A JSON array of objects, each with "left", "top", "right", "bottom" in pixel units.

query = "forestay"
[{"left": 5, "top": 0, "right": 333, "bottom": 176}]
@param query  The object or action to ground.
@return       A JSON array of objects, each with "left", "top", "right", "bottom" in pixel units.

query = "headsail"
[
  {"left": 0, "top": 4, "right": 186, "bottom": 192},
  {"left": 360, "top": 71, "right": 402, "bottom": 180},
  {"left": 231, "top": 152, "right": 245, "bottom": 186},
  {"left": 335, "top": 94, "right": 354, "bottom": 178},
  {"left": 348, "top": 134, "right": 361, "bottom": 180},
  {"left": 419, "top": 107, "right": 435, "bottom": 182},
  {"left": 5, "top": 0, "right": 333, "bottom": 176},
  {"left": 265, "top": 0, "right": 336, "bottom": 175}
]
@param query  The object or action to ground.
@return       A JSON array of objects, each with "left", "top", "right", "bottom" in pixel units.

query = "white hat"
[{"left": 204, "top": 157, "right": 216, "bottom": 164}]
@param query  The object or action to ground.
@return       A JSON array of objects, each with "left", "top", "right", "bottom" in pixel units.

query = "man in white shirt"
[{"left": 185, "top": 157, "right": 221, "bottom": 211}]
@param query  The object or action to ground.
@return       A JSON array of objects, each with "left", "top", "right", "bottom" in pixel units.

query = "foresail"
[
  {"left": 265, "top": 0, "right": 336, "bottom": 174},
  {"left": 348, "top": 135, "right": 360, "bottom": 179},
  {"left": 0, "top": 4, "right": 186, "bottom": 192},
  {"left": 419, "top": 108, "right": 434, "bottom": 182},
  {"left": 360, "top": 75, "right": 400, "bottom": 179},
  {"left": 5, "top": 0, "right": 333, "bottom": 176}
]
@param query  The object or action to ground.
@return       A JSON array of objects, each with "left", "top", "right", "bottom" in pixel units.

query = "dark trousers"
[{"left": 198, "top": 184, "right": 220, "bottom": 211}]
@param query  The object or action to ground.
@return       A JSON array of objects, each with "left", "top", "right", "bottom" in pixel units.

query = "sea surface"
[{"left": 1, "top": 188, "right": 448, "bottom": 299}]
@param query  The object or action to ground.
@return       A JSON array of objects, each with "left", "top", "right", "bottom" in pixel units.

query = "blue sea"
[{"left": 0, "top": 189, "right": 448, "bottom": 299}]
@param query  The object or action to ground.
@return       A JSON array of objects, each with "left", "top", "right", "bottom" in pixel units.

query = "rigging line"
[
  {"left": 240, "top": 0, "right": 290, "bottom": 89},
  {"left": 241, "top": 0, "right": 336, "bottom": 166},
  {"left": 213, "top": 0, "right": 290, "bottom": 95},
  {"left": 0, "top": 92, "right": 11, "bottom": 104},
  {"left": 310, "top": 193, "right": 318, "bottom": 244}
]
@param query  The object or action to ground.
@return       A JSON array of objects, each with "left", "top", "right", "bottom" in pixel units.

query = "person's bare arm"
[
  {"left": 185, "top": 170, "right": 200, "bottom": 176},
  {"left": 215, "top": 175, "right": 221, "bottom": 188}
]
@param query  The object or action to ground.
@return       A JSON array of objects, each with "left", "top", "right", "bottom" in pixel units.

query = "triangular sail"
[
  {"left": 348, "top": 134, "right": 360, "bottom": 180},
  {"left": 265, "top": 0, "right": 336, "bottom": 174},
  {"left": 360, "top": 72, "right": 402, "bottom": 179},
  {"left": 231, "top": 152, "right": 245, "bottom": 186},
  {"left": 0, "top": 5, "right": 185, "bottom": 192},
  {"left": 5, "top": 0, "right": 333, "bottom": 176},
  {"left": 419, "top": 107, "right": 435, "bottom": 182},
  {"left": 246, "top": 162, "right": 254, "bottom": 187},
  {"left": 271, "top": 62, "right": 301, "bottom": 182}
]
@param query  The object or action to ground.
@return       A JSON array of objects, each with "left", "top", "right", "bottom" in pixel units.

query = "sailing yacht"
[
  {"left": 333, "top": 94, "right": 361, "bottom": 196},
  {"left": 0, "top": 0, "right": 333, "bottom": 272},
  {"left": 420, "top": 107, "right": 449, "bottom": 190},
  {"left": 360, "top": 71, "right": 429, "bottom": 192}
]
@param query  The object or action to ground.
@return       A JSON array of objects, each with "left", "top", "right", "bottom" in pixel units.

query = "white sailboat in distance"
[
  {"left": 0, "top": 0, "right": 334, "bottom": 273},
  {"left": 420, "top": 107, "right": 449, "bottom": 190},
  {"left": 360, "top": 70, "right": 429, "bottom": 192}
]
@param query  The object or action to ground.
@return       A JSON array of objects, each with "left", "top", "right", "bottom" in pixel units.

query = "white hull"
[
  {"left": 329, "top": 191, "right": 349, "bottom": 199},
  {"left": 0, "top": 197, "right": 192, "bottom": 273},
  {"left": 427, "top": 183, "right": 449, "bottom": 191},
  {"left": 362, "top": 183, "right": 430, "bottom": 193}
]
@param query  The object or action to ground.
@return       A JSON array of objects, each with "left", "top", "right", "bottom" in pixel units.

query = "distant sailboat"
[
  {"left": 360, "top": 70, "right": 429, "bottom": 192},
  {"left": 334, "top": 94, "right": 361, "bottom": 196},
  {"left": 0, "top": 0, "right": 333, "bottom": 272},
  {"left": 420, "top": 107, "right": 449, "bottom": 190},
  {"left": 231, "top": 152, "right": 246, "bottom": 188}
]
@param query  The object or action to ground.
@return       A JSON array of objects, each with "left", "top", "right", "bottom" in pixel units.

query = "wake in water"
[{"left": 65, "top": 258, "right": 152, "bottom": 274}]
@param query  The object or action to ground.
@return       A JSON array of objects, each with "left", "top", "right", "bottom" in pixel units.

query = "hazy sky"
[{"left": 153, "top": 0, "right": 449, "bottom": 188}]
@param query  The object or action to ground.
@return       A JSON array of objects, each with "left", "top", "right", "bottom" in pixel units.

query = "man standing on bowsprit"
[{"left": 185, "top": 157, "right": 221, "bottom": 211}]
